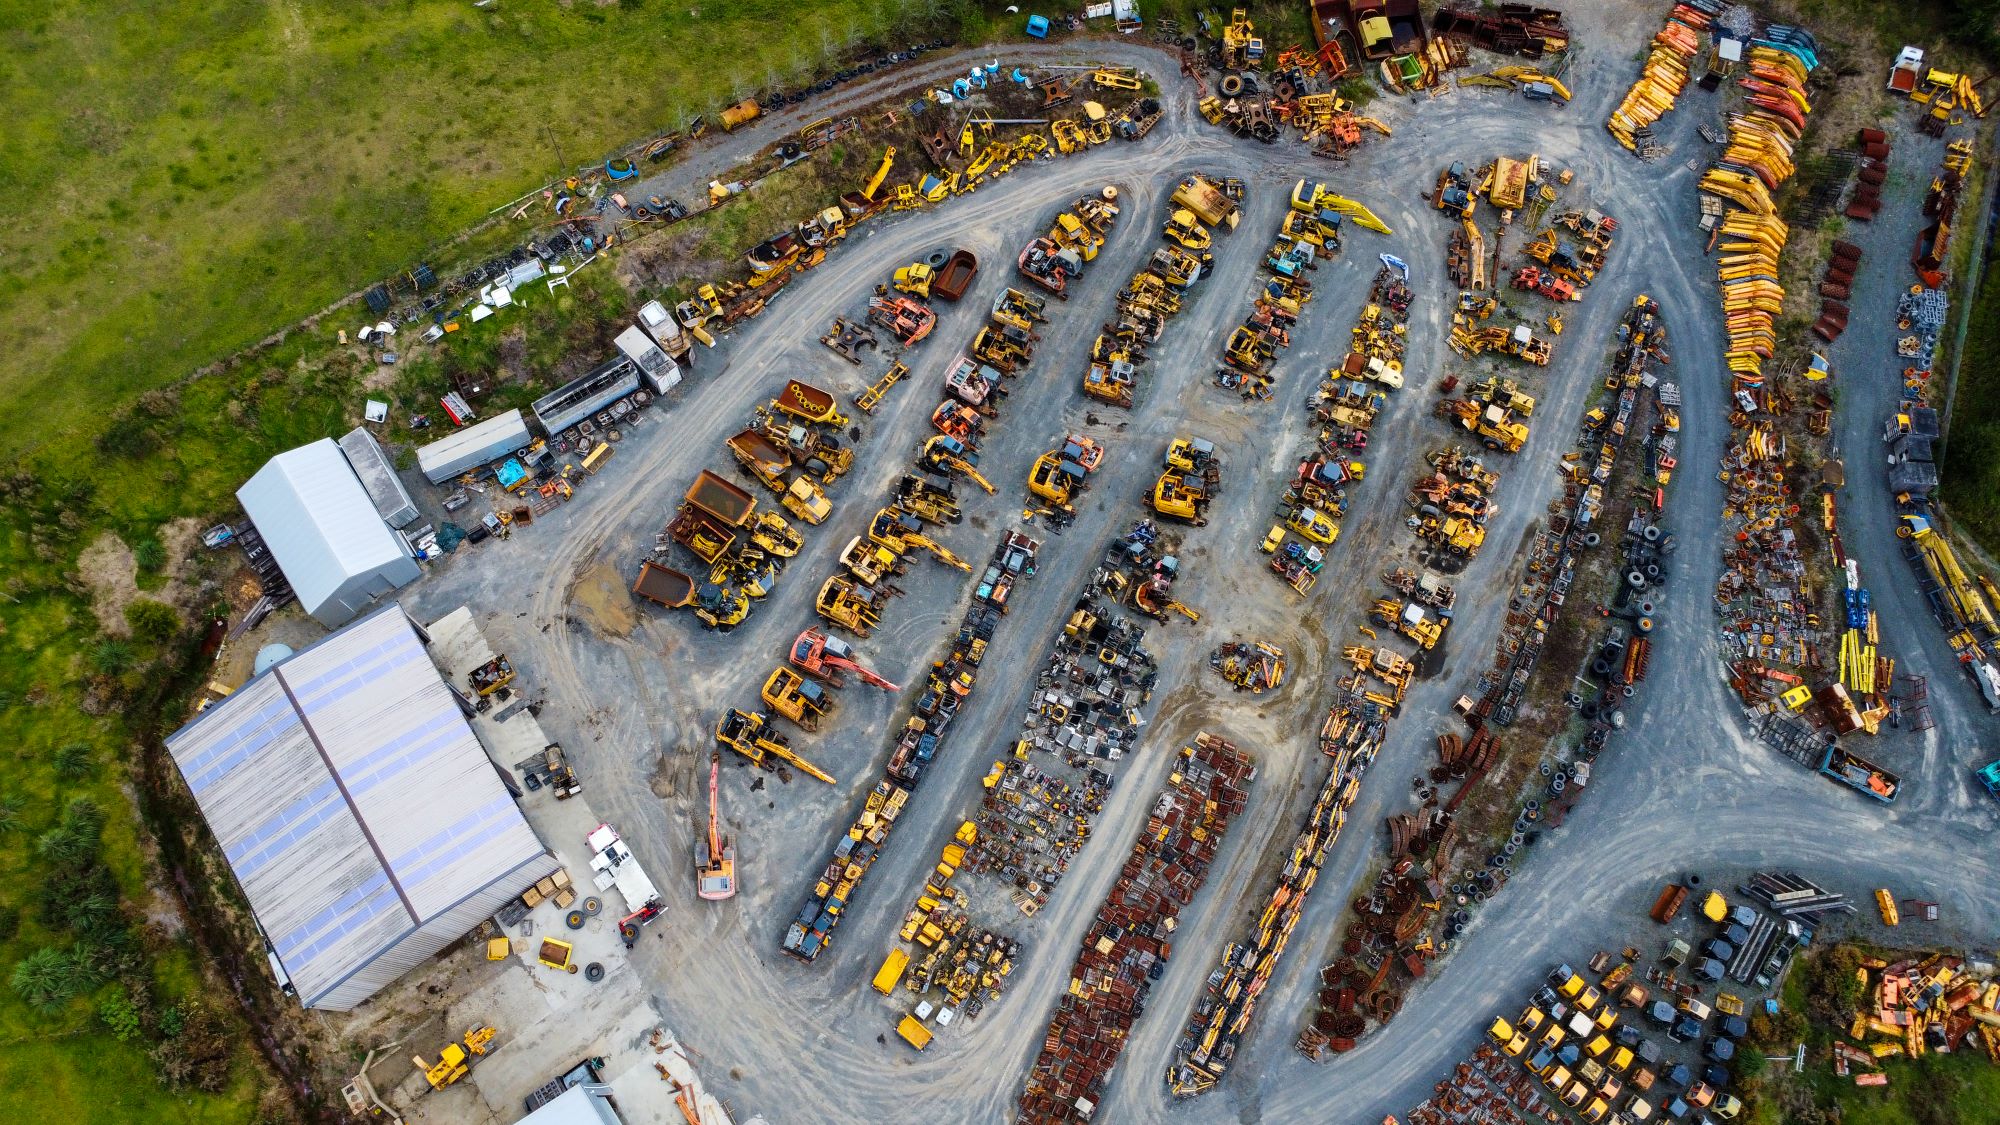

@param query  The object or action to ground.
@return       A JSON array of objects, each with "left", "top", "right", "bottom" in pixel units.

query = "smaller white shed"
[{"left": 238, "top": 439, "right": 420, "bottom": 628}]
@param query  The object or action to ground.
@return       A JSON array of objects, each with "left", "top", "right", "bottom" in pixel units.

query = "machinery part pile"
[
  {"left": 1605, "top": 2, "right": 1708, "bottom": 156},
  {"left": 1019, "top": 733, "right": 1254, "bottom": 1122}
]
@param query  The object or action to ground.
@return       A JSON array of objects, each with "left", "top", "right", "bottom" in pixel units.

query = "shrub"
[
  {"left": 10, "top": 947, "right": 84, "bottom": 1012},
  {"left": 38, "top": 825, "right": 98, "bottom": 867},
  {"left": 132, "top": 537, "right": 167, "bottom": 573},
  {"left": 151, "top": 1002, "right": 233, "bottom": 1092},
  {"left": 125, "top": 599, "right": 180, "bottom": 643},
  {"left": 99, "top": 987, "right": 143, "bottom": 1041},
  {"left": 53, "top": 743, "right": 95, "bottom": 779},
  {"left": 89, "top": 640, "right": 135, "bottom": 676},
  {"left": 0, "top": 794, "right": 22, "bottom": 834}
]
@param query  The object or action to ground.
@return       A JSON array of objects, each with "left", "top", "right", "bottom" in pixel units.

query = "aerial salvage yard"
[{"left": 159, "top": 2, "right": 2000, "bottom": 1124}]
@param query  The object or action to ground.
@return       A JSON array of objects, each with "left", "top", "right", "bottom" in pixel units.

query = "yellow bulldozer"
[
  {"left": 817, "top": 574, "right": 891, "bottom": 637},
  {"left": 1438, "top": 399, "right": 1530, "bottom": 453},
  {"left": 1371, "top": 599, "right": 1447, "bottom": 649}
]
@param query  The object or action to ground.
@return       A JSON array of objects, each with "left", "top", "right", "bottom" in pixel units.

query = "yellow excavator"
[
  {"left": 920, "top": 435, "right": 995, "bottom": 493},
  {"left": 1027, "top": 436, "right": 1103, "bottom": 513},
  {"left": 1152, "top": 471, "right": 1211, "bottom": 525},
  {"left": 861, "top": 147, "right": 896, "bottom": 203},
  {"left": 714, "top": 708, "right": 835, "bottom": 783},
  {"left": 870, "top": 507, "right": 970, "bottom": 571},
  {"left": 762, "top": 666, "right": 834, "bottom": 731}
]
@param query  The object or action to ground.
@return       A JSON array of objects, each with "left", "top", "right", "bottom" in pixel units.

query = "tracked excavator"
[
  {"left": 714, "top": 708, "right": 834, "bottom": 783},
  {"left": 790, "top": 628, "right": 900, "bottom": 690},
  {"left": 695, "top": 751, "right": 736, "bottom": 901},
  {"left": 870, "top": 507, "right": 971, "bottom": 571},
  {"left": 762, "top": 666, "right": 834, "bottom": 731},
  {"left": 920, "top": 435, "right": 996, "bottom": 493}
]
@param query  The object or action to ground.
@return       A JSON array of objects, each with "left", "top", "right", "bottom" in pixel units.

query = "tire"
[
  {"left": 1219, "top": 74, "right": 1244, "bottom": 97},
  {"left": 565, "top": 910, "right": 586, "bottom": 930},
  {"left": 1583, "top": 532, "right": 1601, "bottom": 548},
  {"left": 582, "top": 896, "right": 603, "bottom": 917},
  {"left": 1644, "top": 525, "right": 1662, "bottom": 542},
  {"left": 584, "top": 962, "right": 605, "bottom": 982}
]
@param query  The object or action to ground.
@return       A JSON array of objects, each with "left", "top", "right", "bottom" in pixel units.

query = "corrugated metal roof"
[
  {"left": 238, "top": 440, "right": 411, "bottom": 619},
  {"left": 338, "top": 428, "right": 419, "bottom": 529},
  {"left": 522, "top": 1084, "right": 624, "bottom": 1125},
  {"left": 166, "top": 605, "right": 547, "bottom": 1008},
  {"left": 416, "top": 409, "right": 533, "bottom": 483}
]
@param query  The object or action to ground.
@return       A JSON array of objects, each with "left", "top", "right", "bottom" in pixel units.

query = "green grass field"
[
  {"left": 0, "top": 2, "right": 921, "bottom": 1117},
  {"left": 0, "top": 0, "right": 908, "bottom": 461}
]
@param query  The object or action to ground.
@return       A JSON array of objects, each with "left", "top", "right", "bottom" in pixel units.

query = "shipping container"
[{"left": 416, "top": 409, "right": 532, "bottom": 484}]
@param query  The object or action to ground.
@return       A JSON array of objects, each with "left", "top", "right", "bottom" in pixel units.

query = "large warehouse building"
[
  {"left": 238, "top": 438, "right": 421, "bottom": 628},
  {"left": 165, "top": 605, "right": 557, "bottom": 1011}
]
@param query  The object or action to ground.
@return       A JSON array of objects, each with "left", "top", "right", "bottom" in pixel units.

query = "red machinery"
[{"left": 789, "top": 628, "right": 900, "bottom": 690}]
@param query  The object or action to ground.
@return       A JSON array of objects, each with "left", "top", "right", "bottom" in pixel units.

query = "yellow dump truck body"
[{"left": 873, "top": 949, "right": 910, "bottom": 994}]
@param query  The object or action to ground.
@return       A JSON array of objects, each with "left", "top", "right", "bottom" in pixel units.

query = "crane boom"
[{"left": 706, "top": 751, "right": 722, "bottom": 863}]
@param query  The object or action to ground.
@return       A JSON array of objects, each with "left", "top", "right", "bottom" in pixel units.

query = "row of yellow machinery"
[
  {"left": 1079, "top": 175, "right": 1238, "bottom": 409},
  {"left": 664, "top": 69, "right": 1159, "bottom": 351},
  {"left": 719, "top": 194, "right": 1118, "bottom": 794},
  {"left": 1605, "top": 6, "right": 1702, "bottom": 152},
  {"left": 1213, "top": 179, "right": 1333, "bottom": 399}
]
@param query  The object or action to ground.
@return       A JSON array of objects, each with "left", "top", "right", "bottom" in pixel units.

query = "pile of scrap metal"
[
  {"left": 1912, "top": 154, "right": 1965, "bottom": 289},
  {"left": 1400, "top": 1042, "right": 1554, "bottom": 1124},
  {"left": 1482, "top": 295, "right": 1678, "bottom": 729},
  {"left": 1193, "top": 11, "right": 1394, "bottom": 150},
  {"left": 1018, "top": 733, "right": 1253, "bottom": 1123},
  {"left": 1429, "top": 3, "right": 1570, "bottom": 58},
  {"left": 1835, "top": 953, "right": 2000, "bottom": 1071},
  {"left": 1210, "top": 642, "right": 1285, "bottom": 693}
]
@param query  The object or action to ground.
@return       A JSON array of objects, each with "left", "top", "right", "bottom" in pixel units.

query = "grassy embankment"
[
  {"left": 0, "top": 0, "right": 924, "bottom": 1118},
  {"left": 1737, "top": 943, "right": 2000, "bottom": 1125}
]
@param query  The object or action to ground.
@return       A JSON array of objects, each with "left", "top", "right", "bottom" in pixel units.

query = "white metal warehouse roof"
[
  {"left": 165, "top": 605, "right": 548, "bottom": 1008},
  {"left": 237, "top": 439, "right": 413, "bottom": 620}
]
